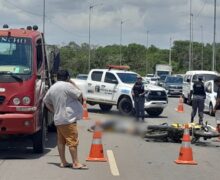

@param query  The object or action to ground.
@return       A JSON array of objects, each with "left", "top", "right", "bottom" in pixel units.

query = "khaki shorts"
[{"left": 56, "top": 123, "right": 79, "bottom": 147}]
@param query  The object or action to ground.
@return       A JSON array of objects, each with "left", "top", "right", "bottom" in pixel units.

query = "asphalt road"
[{"left": 0, "top": 97, "right": 220, "bottom": 180}]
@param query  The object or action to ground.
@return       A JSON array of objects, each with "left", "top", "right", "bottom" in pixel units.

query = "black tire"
[
  {"left": 47, "top": 122, "right": 56, "bottom": 132},
  {"left": 47, "top": 111, "right": 56, "bottom": 132},
  {"left": 32, "top": 112, "right": 46, "bottom": 153},
  {"left": 118, "top": 97, "right": 133, "bottom": 116},
  {"left": 99, "top": 104, "right": 112, "bottom": 112},
  {"left": 194, "top": 129, "right": 220, "bottom": 138},
  {"left": 209, "top": 103, "right": 215, "bottom": 116},
  {"left": 144, "top": 131, "right": 168, "bottom": 139},
  {"left": 146, "top": 108, "right": 163, "bottom": 117}
]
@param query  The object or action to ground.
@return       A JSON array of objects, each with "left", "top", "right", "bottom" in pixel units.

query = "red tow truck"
[{"left": 0, "top": 25, "right": 59, "bottom": 153}]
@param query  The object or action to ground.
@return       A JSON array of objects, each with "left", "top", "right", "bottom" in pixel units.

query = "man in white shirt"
[{"left": 43, "top": 70, "right": 88, "bottom": 169}]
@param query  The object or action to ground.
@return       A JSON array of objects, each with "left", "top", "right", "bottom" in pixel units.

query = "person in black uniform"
[
  {"left": 191, "top": 75, "right": 206, "bottom": 125},
  {"left": 132, "top": 75, "right": 145, "bottom": 122}
]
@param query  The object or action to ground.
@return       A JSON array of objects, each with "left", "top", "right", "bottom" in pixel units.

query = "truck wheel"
[
  {"left": 209, "top": 103, "right": 215, "bottom": 116},
  {"left": 32, "top": 113, "right": 46, "bottom": 153},
  {"left": 118, "top": 97, "right": 133, "bottom": 116},
  {"left": 99, "top": 104, "right": 112, "bottom": 112},
  {"left": 146, "top": 108, "right": 163, "bottom": 117}
]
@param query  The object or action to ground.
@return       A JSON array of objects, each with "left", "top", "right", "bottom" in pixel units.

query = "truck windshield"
[
  {"left": 117, "top": 73, "right": 137, "bottom": 84},
  {"left": 192, "top": 74, "right": 217, "bottom": 82},
  {"left": 0, "top": 36, "right": 32, "bottom": 75},
  {"left": 158, "top": 71, "right": 169, "bottom": 77}
]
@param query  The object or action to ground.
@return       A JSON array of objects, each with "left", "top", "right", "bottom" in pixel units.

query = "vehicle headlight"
[
  {"left": 22, "top": 96, "right": 31, "bottom": 105},
  {"left": 13, "top": 97, "right": 21, "bottom": 105}
]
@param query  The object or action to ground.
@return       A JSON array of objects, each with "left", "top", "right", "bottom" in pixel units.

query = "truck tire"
[
  {"left": 146, "top": 108, "right": 163, "bottom": 117},
  {"left": 47, "top": 111, "right": 56, "bottom": 132},
  {"left": 32, "top": 112, "right": 46, "bottom": 153},
  {"left": 99, "top": 104, "right": 112, "bottom": 112},
  {"left": 118, "top": 97, "right": 133, "bottom": 116}
]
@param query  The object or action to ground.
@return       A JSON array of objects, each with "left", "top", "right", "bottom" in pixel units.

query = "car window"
[
  {"left": 192, "top": 74, "right": 217, "bottom": 82},
  {"left": 183, "top": 75, "right": 188, "bottom": 82},
  {"left": 214, "top": 82, "right": 218, "bottom": 92},
  {"left": 117, "top": 73, "right": 137, "bottom": 84},
  {"left": 104, "top": 72, "right": 117, "bottom": 84},
  {"left": 91, "top": 71, "right": 103, "bottom": 82}
]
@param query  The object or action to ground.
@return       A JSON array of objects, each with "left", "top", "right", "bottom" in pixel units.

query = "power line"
[
  {"left": 195, "top": 0, "right": 208, "bottom": 18},
  {"left": 4, "top": 0, "right": 88, "bottom": 39}
]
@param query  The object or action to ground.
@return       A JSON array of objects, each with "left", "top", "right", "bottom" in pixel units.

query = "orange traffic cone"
[
  {"left": 86, "top": 121, "right": 107, "bottom": 162},
  {"left": 175, "top": 124, "right": 197, "bottom": 165},
  {"left": 176, "top": 96, "right": 184, "bottom": 113},
  {"left": 82, "top": 98, "right": 89, "bottom": 120}
]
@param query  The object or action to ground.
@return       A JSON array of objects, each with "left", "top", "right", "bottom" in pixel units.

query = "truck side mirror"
[{"left": 187, "top": 79, "right": 190, "bottom": 83}]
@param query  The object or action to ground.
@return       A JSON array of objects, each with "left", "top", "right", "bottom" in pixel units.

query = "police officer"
[
  {"left": 132, "top": 75, "right": 145, "bottom": 122},
  {"left": 191, "top": 75, "right": 206, "bottom": 124}
]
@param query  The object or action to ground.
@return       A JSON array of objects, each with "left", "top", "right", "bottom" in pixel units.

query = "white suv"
[
  {"left": 182, "top": 70, "right": 218, "bottom": 104},
  {"left": 74, "top": 67, "right": 168, "bottom": 116}
]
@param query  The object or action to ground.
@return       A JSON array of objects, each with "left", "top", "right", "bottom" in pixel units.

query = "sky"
[{"left": 0, "top": 0, "right": 219, "bottom": 49}]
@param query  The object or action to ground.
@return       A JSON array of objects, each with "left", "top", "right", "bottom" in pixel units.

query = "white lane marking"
[{"left": 107, "top": 150, "right": 120, "bottom": 176}]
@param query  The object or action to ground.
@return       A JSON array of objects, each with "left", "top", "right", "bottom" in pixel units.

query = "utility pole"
[
  {"left": 43, "top": 0, "right": 45, "bottom": 35},
  {"left": 200, "top": 25, "right": 204, "bottom": 70},
  {"left": 88, "top": 5, "right": 92, "bottom": 72},
  {"left": 191, "top": 13, "right": 194, "bottom": 70},
  {"left": 88, "top": 3, "right": 102, "bottom": 72},
  {"left": 212, "top": 0, "right": 216, "bottom": 71},
  {"left": 146, "top": 30, "right": 149, "bottom": 74},
  {"left": 169, "top": 37, "right": 172, "bottom": 66},
  {"left": 189, "top": 0, "right": 192, "bottom": 71},
  {"left": 120, "top": 20, "right": 125, "bottom": 66}
]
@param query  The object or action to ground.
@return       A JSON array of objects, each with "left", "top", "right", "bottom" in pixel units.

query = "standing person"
[
  {"left": 214, "top": 76, "right": 220, "bottom": 137},
  {"left": 191, "top": 75, "right": 206, "bottom": 125},
  {"left": 43, "top": 70, "right": 88, "bottom": 170},
  {"left": 132, "top": 75, "right": 145, "bottom": 122}
]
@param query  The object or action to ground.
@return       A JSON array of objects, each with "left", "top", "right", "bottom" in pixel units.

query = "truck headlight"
[
  {"left": 22, "top": 96, "right": 31, "bottom": 105},
  {"left": 13, "top": 97, "right": 21, "bottom": 105}
]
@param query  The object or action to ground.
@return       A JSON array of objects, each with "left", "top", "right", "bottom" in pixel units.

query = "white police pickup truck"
[{"left": 73, "top": 66, "right": 168, "bottom": 116}]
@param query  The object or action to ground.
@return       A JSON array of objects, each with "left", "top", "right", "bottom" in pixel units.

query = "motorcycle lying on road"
[{"left": 144, "top": 122, "right": 220, "bottom": 143}]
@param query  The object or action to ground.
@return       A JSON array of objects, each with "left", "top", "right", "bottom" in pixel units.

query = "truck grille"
[
  {"left": 146, "top": 91, "right": 167, "bottom": 101},
  {"left": 169, "top": 86, "right": 182, "bottom": 89},
  {"left": 0, "top": 96, "right": 5, "bottom": 104}
]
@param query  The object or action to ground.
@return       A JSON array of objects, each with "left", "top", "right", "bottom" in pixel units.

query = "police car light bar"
[{"left": 107, "top": 65, "right": 130, "bottom": 70}]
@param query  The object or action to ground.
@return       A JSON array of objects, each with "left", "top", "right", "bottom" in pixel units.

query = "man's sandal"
[{"left": 72, "top": 164, "right": 88, "bottom": 170}]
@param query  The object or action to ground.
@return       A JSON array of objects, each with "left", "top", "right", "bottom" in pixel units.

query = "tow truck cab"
[{"left": 0, "top": 25, "right": 54, "bottom": 153}]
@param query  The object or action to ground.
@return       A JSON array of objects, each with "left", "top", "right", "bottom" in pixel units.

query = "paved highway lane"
[{"left": 0, "top": 97, "right": 220, "bottom": 180}]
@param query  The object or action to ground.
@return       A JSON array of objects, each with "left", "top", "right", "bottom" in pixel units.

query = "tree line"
[{"left": 58, "top": 40, "right": 220, "bottom": 77}]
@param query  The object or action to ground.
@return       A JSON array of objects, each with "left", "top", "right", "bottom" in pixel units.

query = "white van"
[{"left": 182, "top": 70, "right": 219, "bottom": 104}]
